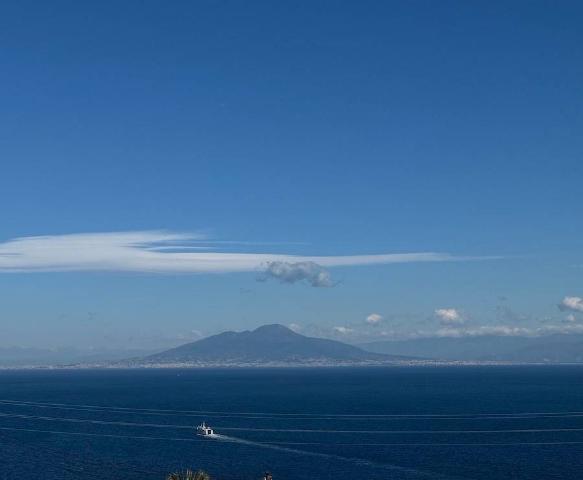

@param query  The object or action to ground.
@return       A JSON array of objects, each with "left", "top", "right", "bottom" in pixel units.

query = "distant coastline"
[
  {"left": 5, "top": 324, "right": 583, "bottom": 369},
  {"left": 3, "top": 360, "right": 583, "bottom": 371}
]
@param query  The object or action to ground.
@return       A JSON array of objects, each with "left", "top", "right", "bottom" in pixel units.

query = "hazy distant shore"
[{"left": 3, "top": 360, "right": 583, "bottom": 370}]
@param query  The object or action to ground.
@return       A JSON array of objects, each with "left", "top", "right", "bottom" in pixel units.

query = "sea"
[{"left": 0, "top": 366, "right": 582, "bottom": 480}]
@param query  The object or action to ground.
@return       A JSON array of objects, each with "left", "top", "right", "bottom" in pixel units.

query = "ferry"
[{"left": 196, "top": 421, "right": 216, "bottom": 437}]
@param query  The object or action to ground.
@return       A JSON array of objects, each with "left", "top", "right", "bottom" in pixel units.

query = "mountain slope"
[{"left": 142, "top": 324, "right": 408, "bottom": 365}]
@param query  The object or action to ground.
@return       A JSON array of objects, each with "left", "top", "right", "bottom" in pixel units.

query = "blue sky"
[{"left": 0, "top": 1, "right": 582, "bottom": 349}]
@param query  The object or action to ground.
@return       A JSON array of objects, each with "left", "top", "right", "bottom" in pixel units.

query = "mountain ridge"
[
  {"left": 139, "top": 324, "right": 412, "bottom": 366},
  {"left": 360, "top": 333, "right": 583, "bottom": 363}
]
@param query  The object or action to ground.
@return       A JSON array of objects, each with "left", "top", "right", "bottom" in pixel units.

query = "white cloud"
[
  {"left": 288, "top": 323, "right": 302, "bottom": 332},
  {"left": 333, "top": 326, "right": 353, "bottom": 335},
  {"left": 0, "top": 231, "right": 487, "bottom": 275},
  {"left": 366, "top": 313, "right": 383, "bottom": 325},
  {"left": 258, "top": 261, "right": 334, "bottom": 287},
  {"left": 558, "top": 296, "right": 583, "bottom": 313},
  {"left": 434, "top": 308, "right": 465, "bottom": 326},
  {"left": 565, "top": 314, "right": 577, "bottom": 323}
]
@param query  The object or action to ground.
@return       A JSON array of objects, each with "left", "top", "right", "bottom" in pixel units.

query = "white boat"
[{"left": 196, "top": 421, "right": 216, "bottom": 437}]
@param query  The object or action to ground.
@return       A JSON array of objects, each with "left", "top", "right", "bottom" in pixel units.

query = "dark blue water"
[{"left": 0, "top": 367, "right": 582, "bottom": 479}]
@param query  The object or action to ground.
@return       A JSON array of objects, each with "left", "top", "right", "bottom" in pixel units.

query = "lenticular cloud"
[{"left": 0, "top": 230, "right": 486, "bottom": 275}]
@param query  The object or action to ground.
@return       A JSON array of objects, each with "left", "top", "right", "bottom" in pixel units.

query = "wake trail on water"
[
  {"left": 213, "top": 434, "right": 466, "bottom": 480},
  {"left": 2, "top": 411, "right": 583, "bottom": 434},
  {"left": 0, "top": 425, "right": 207, "bottom": 442},
  {"left": 0, "top": 425, "right": 465, "bottom": 479},
  {"left": 1, "top": 425, "right": 583, "bottom": 447},
  {"left": 2, "top": 399, "right": 583, "bottom": 420}
]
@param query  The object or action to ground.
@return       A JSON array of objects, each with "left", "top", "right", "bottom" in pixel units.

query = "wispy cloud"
[
  {"left": 0, "top": 231, "right": 489, "bottom": 275},
  {"left": 436, "top": 325, "right": 529, "bottom": 337},
  {"left": 435, "top": 323, "right": 583, "bottom": 338},
  {"left": 333, "top": 326, "right": 353, "bottom": 335}
]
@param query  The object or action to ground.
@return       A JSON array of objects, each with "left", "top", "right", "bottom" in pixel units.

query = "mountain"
[
  {"left": 138, "top": 324, "right": 411, "bottom": 366},
  {"left": 361, "top": 334, "right": 583, "bottom": 363}
]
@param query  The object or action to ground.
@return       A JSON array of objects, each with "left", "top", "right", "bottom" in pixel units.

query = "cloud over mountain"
[
  {"left": 333, "top": 326, "right": 353, "bottom": 335},
  {"left": 258, "top": 261, "right": 334, "bottom": 287}
]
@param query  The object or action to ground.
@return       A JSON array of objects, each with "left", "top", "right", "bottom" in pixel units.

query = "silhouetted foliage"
[{"left": 166, "top": 469, "right": 211, "bottom": 480}]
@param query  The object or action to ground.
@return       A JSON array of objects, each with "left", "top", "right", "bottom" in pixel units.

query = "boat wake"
[
  {"left": 3, "top": 399, "right": 582, "bottom": 479},
  {"left": 212, "top": 433, "right": 465, "bottom": 480}
]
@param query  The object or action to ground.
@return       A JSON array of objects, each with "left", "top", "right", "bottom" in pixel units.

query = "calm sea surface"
[{"left": 0, "top": 367, "right": 582, "bottom": 479}]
